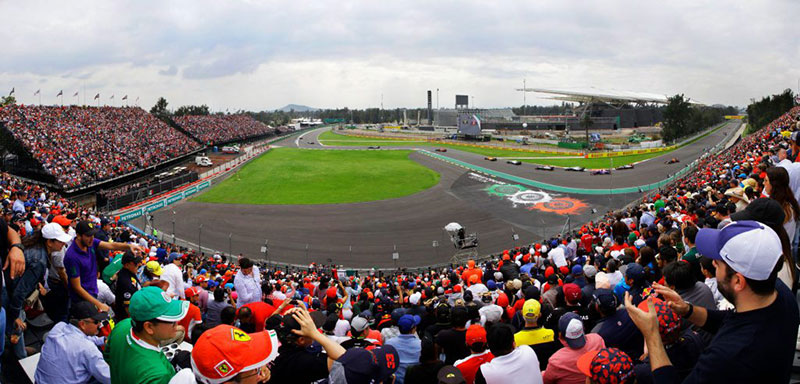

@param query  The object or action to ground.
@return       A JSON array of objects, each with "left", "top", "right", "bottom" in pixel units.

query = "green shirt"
[
  {"left": 654, "top": 199, "right": 666, "bottom": 212},
  {"left": 105, "top": 318, "right": 175, "bottom": 384},
  {"left": 682, "top": 246, "right": 698, "bottom": 263}
]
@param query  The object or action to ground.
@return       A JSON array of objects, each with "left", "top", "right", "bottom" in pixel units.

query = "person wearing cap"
[
  {"left": 435, "top": 305, "right": 470, "bottom": 365},
  {"left": 139, "top": 260, "right": 162, "bottom": 285},
  {"left": 233, "top": 257, "right": 262, "bottom": 308},
  {"left": 105, "top": 286, "right": 190, "bottom": 384},
  {"left": 576, "top": 347, "right": 635, "bottom": 384},
  {"left": 475, "top": 323, "right": 543, "bottom": 384},
  {"left": 191, "top": 325, "right": 279, "bottom": 384},
  {"left": 625, "top": 221, "right": 800, "bottom": 383},
  {"left": 269, "top": 305, "right": 347, "bottom": 383},
  {"left": 64, "top": 220, "right": 147, "bottom": 312},
  {"left": 453, "top": 324, "right": 493, "bottom": 384},
  {"left": 385, "top": 314, "right": 422, "bottom": 384},
  {"left": 613, "top": 263, "right": 650, "bottom": 306},
  {"left": 40, "top": 223, "right": 72, "bottom": 323},
  {"left": 542, "top": 312, "right": 606, "bottom": 384},
  {"left": 678, "top": 223, "right": 704, "bottom": 282},
  {"left": 35, "top": 301, "right": 111, "bottom": 384},
  {"left": 514, "top": 299, "right": 560, "bottom": 371},
  {"left": 160, "top": 252, "right": 186, "bottom": 299},
  {"left": 589, "top": 288, "right": 644, "bottom": 362},
  {"left": 328, "top": 345, "right": 400, "bottom": 384},
  {"left": 113, "top": 250, "right": 142, "bottom": 321},
  {"left": 342, "top": 315, "right": 381, "bottom": 349}
]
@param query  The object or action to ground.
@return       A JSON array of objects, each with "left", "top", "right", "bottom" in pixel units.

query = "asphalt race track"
[{"left": 144, "top": 122, "right": 739, "bottom": 268}]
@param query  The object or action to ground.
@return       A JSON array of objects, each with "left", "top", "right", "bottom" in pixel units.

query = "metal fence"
[{"left": 98, "top": 172, "right": 199, "bottom": 211}]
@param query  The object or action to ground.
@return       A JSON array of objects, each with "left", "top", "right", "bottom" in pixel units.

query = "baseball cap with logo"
[
  {"left": 637, "top": 298, "right": 681, "bottom": 343},
  {"left": 397, "top": 314, "right": 421, "bottom": 333},
  {"left": 558, "top": 312, "right": 585, "bottom": 349},
  {"left": 696, "top": 220, "right": 782, "bottom": 280},
  {"left": 75, "top": 221, "right": 98, "bottom": 236},
  {"left": 42, "top": 222, "right": 72, "bottom": 243},
  {"left": 465, "top": 324, "right": 486, "bottom": 346},
  {"left": 522, "top": 299, "right": 541, "bottom": 320},
  {"left": 577, "top": 348, "right": 634, "bottom": 384},
  {"left": 129, "top": 286, "right": 189, "bottom": 322},
  {"left": 563, "top": 283, "right": 582, "bottom": 304},
  {"left": 328, "top": 345, "right": 399, "bottom": 384},
  {"left": 351, "top": 316, "right": 370, "bottom": 333},
  {"left": 191, "top": 325, "right": 279, "bottom": 384},
  {"left": 438, "top": 365, "right": 467, "bottom": 384}
]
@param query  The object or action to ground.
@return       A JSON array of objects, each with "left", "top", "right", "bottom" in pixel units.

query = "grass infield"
[{"left": 192, "top": 148, "right": 440, "bottom": 205}]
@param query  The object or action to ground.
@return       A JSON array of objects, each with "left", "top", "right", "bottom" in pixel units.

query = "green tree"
[
  {"left": 174, "top": 104, "right": 210, "bottom": 116},
  {"left": 662, "top": 94, "right": 691, "bottom": 143},
  {"left": 580, "top": 113, "right": 593, "bottom": 145},
  {"left": 150, "top": 97, "right": 169, "bottom": 116},
  {"left": 0, "top": 95, "right": 16, "bottom": 107}
]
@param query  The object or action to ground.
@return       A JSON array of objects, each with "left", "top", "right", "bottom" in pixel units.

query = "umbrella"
[{"left": 444, "top": 222, "right": 463, "bottom": 232}]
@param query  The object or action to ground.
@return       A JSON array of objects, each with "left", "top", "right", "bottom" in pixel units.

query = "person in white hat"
[{"left": 625, "top": 220, "right": 799, "bottom": 383}]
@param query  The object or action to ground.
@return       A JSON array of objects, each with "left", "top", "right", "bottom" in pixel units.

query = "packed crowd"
[
  {"left": 173, "top": 114, "right": 275, "bottom": 145},
  {"left": 0, "top": 105, "right": 202, "bottom": 189},
  {"left": 0, "top": 106, "right": 799, "bottom": 384}
]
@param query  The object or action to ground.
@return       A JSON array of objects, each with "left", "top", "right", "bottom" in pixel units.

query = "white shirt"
[
  {"left": 96, "top": 279, "right": 115, "bottom": 305},
  {"left": 161, "top": 263, "right": 185, "bottom": 299},
  {"left": 479, "top": 346, "right": 542, "bottom": 384},
  {"left": 233, "top": 266, "right": 262, "bottom": 308}
]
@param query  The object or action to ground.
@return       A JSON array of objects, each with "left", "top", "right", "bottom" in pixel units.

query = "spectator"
[
  {"left": 327, "top": 345, "right": 399, "bottom": 384},
  {"left": 453, "top": 324, "right": 493, "bottom": 384},
  {"left": 105, "top": 286, "right": 190, "bottom": 383},
  {"left": 206, "top": 288, "right": 232, "bottom": 328},
  {"left": 341, "top": 316, "right": 381, "bottom": 349},
  {"left": 34, "top": 301, "right": 111, "bottom": 384},
  {"left": 435, "top": 305, "right": 470, "bottom": 365},
  {"left": 190, "top": 324, "right": 279, "bottom": 383},
  {"left": 513, "top": 299, "right": 559, "bottom": 370},
  {"left": 385, "top": 314, "right": 422, "bottom": 384},
  {"left": 160, "top": 252, "right": 185, "bottom": 299},
  {"left": 113, "top": 251, "right": 142, "bottom": 321},
  {"left": 269, "top": 306, "right": 347, "bottom": 383},
  {"left": 404, "top": 337, "right": 446, "bottom": 384},
  {"left": 589, "top": 288, "right": 644, "bottom": 361},
  {"left": 625, "top": 221, "right": 800, "bottom": 383},
  {"left": 542, "top": 313, "right": 606, "bottom": 384},
  {"left": 475, "top": 323, "right": 543, "bottom": 384},
  {"left": 662, "top": 261, "right": 716, "bottom": 311},
  {"left": 234, "top": 257, "right": 262, "bottom": 308}
]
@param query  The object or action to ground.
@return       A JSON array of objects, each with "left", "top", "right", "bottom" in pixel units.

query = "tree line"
[
  {"left": 661, "top": 94, "right": 738, "bottom": 143},
  {"left": 745, "top": 89, "right": 795, "bottom": 134}
]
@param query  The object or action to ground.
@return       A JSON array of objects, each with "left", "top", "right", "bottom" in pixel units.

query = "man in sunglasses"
[
  {"left": 105, "top": 286, "right": 190, "bottom": 384},
  {"left": 35, "top": 301, "right": 111, "bottom": 383}
]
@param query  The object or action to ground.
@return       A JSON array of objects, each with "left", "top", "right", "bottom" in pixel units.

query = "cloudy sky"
[{"left": 2, "top": 1, "right": 798, "bottom": 111}]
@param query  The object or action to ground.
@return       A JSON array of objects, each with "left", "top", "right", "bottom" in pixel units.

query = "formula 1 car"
[
  {"left": 535, "top": 165, "right": 555, "bottom": 171},
  {"left": 507, "top": 160, "right": 522, "bottom": 165},
  {"left": 484, "top": 156, "right": 497, "bottom": 161},
  {"left": 367, "top": 146, "right": 381, "bottom": 149},
  {"left": 307, "top": 141, "right": 315, "bottom": 145},
  {"left": 591, "top": 169, "right": 611, "bottom": 175},
  {"left": 435, "top": 148, "right": 447, "bottom": 152},
  {"left": 565, "top": 166, "right": 586, "bottom": 172},
  {"left": 665, "top": 158, "right": 680, "bottom": 164},
  {"left": 616, "top": 164, "right": 634, "bottom": 170}
]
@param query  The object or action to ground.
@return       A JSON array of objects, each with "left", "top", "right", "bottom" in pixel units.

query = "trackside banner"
[{"left": 116, "top": 180, "right": 212, "bottom": 223}]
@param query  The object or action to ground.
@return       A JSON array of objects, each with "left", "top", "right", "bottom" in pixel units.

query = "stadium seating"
[{"left": 173, "top": 114, "right": 275, "bottom": 144}]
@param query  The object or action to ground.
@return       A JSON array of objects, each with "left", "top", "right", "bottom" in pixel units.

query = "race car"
[
  {"left": 591, "top": 169, "right": 611, "bottom": 175},
  {"left": 665, "top": 158, "right": 680, "bottom": 164},
  {"left": 507, "top": 160, "right": 522, "bottom": 165},
  {"left": 367, "top": 146, "right": 381, "bottom": 149},
  {"left": 435, "top": 148, "right": 447, "bottom": 152},
  {"left": 616, "top": 164, "right": 634, "bottom": 170},
  {"left": 535, "top": 165, "right": 555, "bottom": 171},
  {"left": 484, "top": 156, "right": 497, "bottom": 161},
  {"left": 306, "top": 141, "right": 315, "bottom": 145},
  {"left": 565, "top": 166, "right": 585, "bottom": 172}
]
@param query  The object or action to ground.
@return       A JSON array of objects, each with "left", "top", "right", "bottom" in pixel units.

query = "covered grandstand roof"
[{"left": 517, "top": 86, "right": 704, "bottom": 106}]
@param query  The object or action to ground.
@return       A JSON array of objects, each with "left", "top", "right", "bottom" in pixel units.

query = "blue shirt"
[
  {"left": 64, "top": 238, "right": 102, "bottom": 302},
  {"left": 385, "top": 334, "right": 421, "bottom": 384},
  {"left": 35, "top": 322, "right": 110, "bottom": 384}
]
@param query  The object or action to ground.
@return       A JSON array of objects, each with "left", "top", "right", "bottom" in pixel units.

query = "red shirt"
[
  {"left": 580, "top": 234, "right": 593, "bottom": 252},
  {"left": 454, "top": 351, "right": 494, "bottom": 384},
  {"left": 241, "top": 301, "right": 277, "bottom": 332},
  {"left": 177, "top": 303, "right": 202, "bottom": 341}
]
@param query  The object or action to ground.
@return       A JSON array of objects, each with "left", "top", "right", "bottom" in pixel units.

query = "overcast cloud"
[{"left": 1, "top": 1, "right": 798, "bottom": 111}]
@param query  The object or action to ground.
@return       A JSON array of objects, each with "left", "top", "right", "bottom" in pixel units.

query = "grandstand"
[{"left": 173, "top": 114, "right": 276, "bottom": 145}]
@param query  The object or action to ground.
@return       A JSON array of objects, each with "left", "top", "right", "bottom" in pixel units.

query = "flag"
[
  {"left": 94, "top": 93, "right": 100, "bottom": 100},
  {"left": 56, "top": 90, "right": 63, "bottom": 97},
  {"left": 110, "top": 94, "right": 114, "bottom": 100},
  {"left": 135, "top": 97, "right": 139, "bottom": 102},
  {"left": 122, "top": 95, "right": 128, "bottom": 100},
  {"left": 33, "top": 89, "right": 40, "bottom": 96},
  {"left": 8, "top": 87, "right": 14, "bottom": 96},
  {"left": 73, "top": 91, "right": 79, "bottom": 97}
]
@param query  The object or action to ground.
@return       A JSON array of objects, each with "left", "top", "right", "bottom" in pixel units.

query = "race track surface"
[{"left": 148, "top": 123, "right": 735, "bottom": 268}]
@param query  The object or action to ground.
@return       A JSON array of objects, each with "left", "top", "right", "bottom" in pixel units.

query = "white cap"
[
  {"left": 409, "top": 292, "right": 421, "bottom": 305},
  {"left": 696, "top": 220, "right": 782, "bottom": 281},
  {"left": 42, "top": 222, "right": 72, "bottom": 243}
]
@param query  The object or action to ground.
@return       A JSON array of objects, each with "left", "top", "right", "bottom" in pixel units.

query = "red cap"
[
  {"left": 191, "top": 326, "right": 279, "bottom": 383},
  {"left": 496, "top": 292, "right": 509, "bottom": 308},
  {"left": 326, "top": 287, "right": 337, "bottom": 298},
  {"left": 563, "top": 283, "right": 582, "bottom": 304},
  {"left": 53, "top": 215, "right": 72, "bottom": 227},
  {"left": 453, "top": 285, "right": 462, "bottom": 293},
  {"left": 195, "top": 275, "right": 207, "bottom": 284},
  {"left": 465, "top": 324, "right": 486, "bottom": 345},
  {"left": 502, "top": 254, "right": 510, "bottom": 261}
]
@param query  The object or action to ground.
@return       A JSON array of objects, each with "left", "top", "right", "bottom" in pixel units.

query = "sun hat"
[{"left": 191, "top": 326, "right": 279, "bottom": 384}]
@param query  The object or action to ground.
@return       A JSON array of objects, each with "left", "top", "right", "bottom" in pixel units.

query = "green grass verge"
[{"left": 192, "top": 148, "right": 440, "bottom": 205}]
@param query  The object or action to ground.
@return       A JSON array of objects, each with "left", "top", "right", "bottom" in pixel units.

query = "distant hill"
[{"left": 277, "top": 104, "right": 318, "bottom": 112}]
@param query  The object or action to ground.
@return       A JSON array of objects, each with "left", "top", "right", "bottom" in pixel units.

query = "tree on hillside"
[
  {"left": 580, "top": 113, "right": 593, "bottom": 144},
  {"left": 174, "top": 104, "right": 210, "bottom": 116},
  {"left": 662, "top": 94, "right": 691, "bottom": 143},
  {"left": 150, "top": 97, "right": 169, "bottom": 116},
  {"left": 0, "top": 95, "right": 16, "bottom": 107}
]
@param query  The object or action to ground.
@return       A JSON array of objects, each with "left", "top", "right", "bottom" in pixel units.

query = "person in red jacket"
[{"left": 454, "top": 324, "right": 494, "bottom": 384}]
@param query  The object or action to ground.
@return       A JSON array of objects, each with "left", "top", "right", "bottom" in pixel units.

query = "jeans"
[
  {"left": 0, "top": 307, "right": 5, "bottom": 374},
  {"left": 6, "top": 246, "right": 47, "bottom": 330}
]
